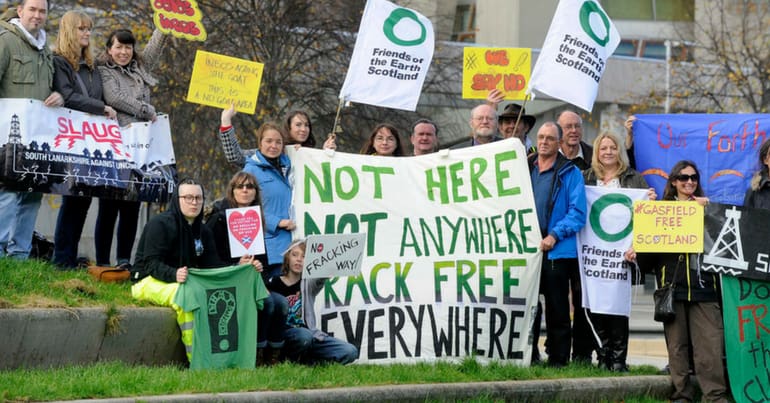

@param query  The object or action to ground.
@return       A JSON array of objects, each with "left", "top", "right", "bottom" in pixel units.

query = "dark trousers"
[
  {"left": 94, "top": 199, "right": 140, "bottom": 266},
  {"left": 569, "top": 261, "right": 596, "bottom": 363},
  {"left": 538, "top": 258, "right": 573, "bottom": 365},
  {"left": 591, "top": 312, "right": 629, "bottom": 370},
  {"left": 52, "top": 195, "right": 91, "bottom": 268}
]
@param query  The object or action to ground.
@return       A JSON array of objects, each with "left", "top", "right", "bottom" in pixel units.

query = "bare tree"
[
  {"left": 666, "top": 0, "right": 770, "bottom": 113},
  {"left": 46, "top": 0, "right": 462, "bottom": 198}
]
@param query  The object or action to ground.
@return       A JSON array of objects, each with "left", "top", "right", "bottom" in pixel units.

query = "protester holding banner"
[
  {"left": 204, "top": 171, "right": 288, "bottom": 365},
  {"left": 557, "top": 110, "right": 592, "bottom": 171},
  {"left": 266, "top": 240, "right": 359, "bottom": 365},
  {"left": 744, "top": 138, "right": 770, "bottom": 209},
  {"left": 50, "top": 10, "right": 117, "bottom": 269},
  {"left": 218, "top": 106, "right": 335, "bottom": 167},
  {"left": 451, "top": 104, "right": 502, "bottom": 149},
  {"left": 582, "top": 132, "right": 655, "bottom": 372},
  {"left": 94, "top": 27, "right": 168, "bottom": 268},
  {"left": 409, "top": 118, "right": 438, "bottom": 156},
  {"left": 359, "top": 123, "right": 405, "bottom": 156},
  {"left": 486, "top": 89, "right": 536, "bottom": 154},
  {"left": 0, "top": 0, "right": 64, "bottom": 260},
  {"left": 238, "top": 121, "right": 295, "bottom": 278},
  {"left": 528, "top": 122, "right": 587, "bottom": 367},
  {"left": 635, "top": 161, "right": 729, "bottom": 402}
]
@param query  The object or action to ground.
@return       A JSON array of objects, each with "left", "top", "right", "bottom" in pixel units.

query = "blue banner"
[{"left": 634, "top": 114, "right": 770, "bottom": 206}]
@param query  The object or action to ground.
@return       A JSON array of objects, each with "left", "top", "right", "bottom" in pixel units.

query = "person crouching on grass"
[{"left": 265, "top": 240, "right": 359, "bottom": 365}]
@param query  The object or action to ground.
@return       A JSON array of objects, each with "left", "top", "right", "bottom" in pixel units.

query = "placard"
[
  {"left": 632, "top": 200, "right": 704, "bottom": 252},
  {"left": 462, "top": 47, "right": 530, "bottom": 100},
  {"left": 226, "top": 206, "right": 266, "bottom": 258},
  {"left": 186, "top": 50, "right": 263, "bottom": 114},
  {"left": 304, "top": 233, "right": 366, "bottom": 278}
]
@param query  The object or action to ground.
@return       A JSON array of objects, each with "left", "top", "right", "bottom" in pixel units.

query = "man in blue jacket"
[{"left": 528, "top": 121, "right": 587, "bottom": 367}]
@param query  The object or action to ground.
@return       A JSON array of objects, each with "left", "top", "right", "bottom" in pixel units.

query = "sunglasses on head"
[{"left": 675, "top": 173, "right": 699, "bottom": 182}]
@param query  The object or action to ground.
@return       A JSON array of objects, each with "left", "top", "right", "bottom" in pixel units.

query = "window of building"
[
  {"left": 614, "top": 39, "right": 692, "bottom": 61},
  {"left": 451, "top": 4, "right": 476, "bottom": 42},
  {"left": 601, "top": 0, "right": 694, "bottom": 21}
]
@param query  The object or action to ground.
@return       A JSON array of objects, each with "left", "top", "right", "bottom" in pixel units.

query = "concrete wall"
[{"left": 0, "top": 308, "right": 186, "bottom": 370}]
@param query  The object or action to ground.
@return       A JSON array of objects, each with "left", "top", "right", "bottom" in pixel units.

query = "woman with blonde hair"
[
  {"left": 582, "top": 132, "right": 655, "bottom": 371},
  {"left": 51, "top": 10, "right": 116, "bottom": 269}
]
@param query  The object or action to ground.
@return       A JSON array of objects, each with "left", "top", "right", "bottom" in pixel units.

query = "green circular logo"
[
  {"left": 383, "top": 8, "right": 426, "bottom": 46},
  {"left": 590, "top": 193, "right": 633, "bottom": 242},
  {"left": 579, "top": 1, "right": 611, "bottom": 47}
]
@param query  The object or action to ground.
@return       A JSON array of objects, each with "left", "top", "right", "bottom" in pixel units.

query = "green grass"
[
  {"left": 0, "top": 360, "right": 663, "bottom": 401},
  {"left": 0, "top": 258, "right": 666, "bottom": 401},
  {"left": 0, "top": 258, "right": 145, "bottom": 308}
]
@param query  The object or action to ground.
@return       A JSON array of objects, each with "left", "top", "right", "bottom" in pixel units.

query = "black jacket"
[
  {"left": 52, "top": 56, "right": 106, "bottom": 115},
  {"left": 744, "top": 171, "right": 770, "bottom": 210},
  {"left": 638, "top": 252, "right": 720, "bottom": 303},
  {"left": 132, "top": 186, "right": 224, "bottom": 283}
]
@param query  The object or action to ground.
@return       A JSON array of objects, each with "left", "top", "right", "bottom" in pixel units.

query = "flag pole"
[
  {"left": 331, "top": 97, "right": 346, "bottom": 140},
  {"left": 512, "top": 94, "right": 531, "bottom": 138}
]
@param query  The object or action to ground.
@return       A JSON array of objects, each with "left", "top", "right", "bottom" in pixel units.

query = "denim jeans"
[
  {"left": 94, "top": 199, "right": 140, "bottom": 266},
  {"left": 52, "top": 195, "right": 91, "bottom": 268},
  {"left": 283, "top": 327, "right": 358, "bottom": 365},
  {"left": 257, "top": 292, "right": 288, "bottom": 348},
  {"left": 0, "top": 190, "right": 42, "bottom": 259}
]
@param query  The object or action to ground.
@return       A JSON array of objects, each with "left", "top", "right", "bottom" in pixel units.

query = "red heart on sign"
[{"left": 228, "top": 210, "right": 261, "bottom": 249}]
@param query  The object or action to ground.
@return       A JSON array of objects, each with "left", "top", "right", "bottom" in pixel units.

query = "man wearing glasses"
[
  {"left": 557, "top": 110, "right": 593, "bottom": 170},
  {"left": 451, "top": 104, "right": 502, "bottom": 149}
]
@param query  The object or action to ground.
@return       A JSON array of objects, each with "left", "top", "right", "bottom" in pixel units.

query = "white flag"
[
  {"left": 339, "top": 0, "right": 434, "bottom": 111},
  {"left": 527, "top": 0, "right": 620, "bottom": 112},
  {"left": 578, "top": 186, "right": 648, "bottom": 317}
]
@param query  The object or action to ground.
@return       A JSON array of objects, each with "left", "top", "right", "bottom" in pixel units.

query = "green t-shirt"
[{"left": 174, "top": 264, "right": 268, "bottom": 369}]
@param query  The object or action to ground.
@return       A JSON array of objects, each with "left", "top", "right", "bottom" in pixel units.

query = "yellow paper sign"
[
  {"left": 462, "top": 48, "right": 531, "bottom": 100},
  {"left": 151, "top": 0, "right": 207, "bottom": 42},
  {"left": 632, "top": 201, "right": 704, "bottom": 253},
  {"left": 186, "top": 50, "right": 264, "bottom": 114}
]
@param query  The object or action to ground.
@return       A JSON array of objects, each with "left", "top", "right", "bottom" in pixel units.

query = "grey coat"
[{"left": 98, "top": 29, "right": 167, "bottom": 126}]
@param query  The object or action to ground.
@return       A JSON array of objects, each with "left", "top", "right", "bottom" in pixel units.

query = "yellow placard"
[
  {"left": 462, "top": 48, "right": 531, "bottom": 100},
  {"left": 151, "top": 0, "right": 207, "bottom": 42},
  {"left": 186, "top": 50, "right": 263, "bottom": 114},
  {"left": 632, "top": 201, "right": 704, "bottom": 253}
]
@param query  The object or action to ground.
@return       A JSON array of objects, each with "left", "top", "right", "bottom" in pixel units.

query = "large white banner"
[
  {"left": 577, "top": 186, "right": 648, "bottom": 316},
  {"left": 0, "top": 98, "right": 176, "bottom": 202},
  {"left": 339, "top": 0, "right": 434, "bottom": 111},
  {"left": 527, "top": 0, "right": 620, "bottom": 112},
  {"left": 289, "top": 139, "right": 543, "bottom": 364}
]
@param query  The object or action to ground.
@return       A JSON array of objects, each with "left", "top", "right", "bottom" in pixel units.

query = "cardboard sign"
[
  {"left": 186, "top": 50, "right": 263, "bottom": 114},
  {"left": 304, "top": 233, "right": 366, "bottom": 278},
  {"left": 151, "top": 0, "right": 207, "bottom": 42},
  {"left": 226, "top": 206, "right": 266, "bottom": 258},
  {"left": 632, "top": 200, "right": 704, "bottom": 252},
  {"left": 462, "top": 47, "right": 531, "bottom": 100}
]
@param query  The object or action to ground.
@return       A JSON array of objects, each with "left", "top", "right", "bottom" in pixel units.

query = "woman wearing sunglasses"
[
  {"left": 635, "top": 161, "right": 728, "bottom": 403},
  {"left": 204, "top": 171, "right": 288, "bottom": 365}
]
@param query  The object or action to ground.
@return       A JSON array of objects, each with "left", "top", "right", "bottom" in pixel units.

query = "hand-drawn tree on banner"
[{"left": 665, "top": 0, "right": 770, "bottom": 113}]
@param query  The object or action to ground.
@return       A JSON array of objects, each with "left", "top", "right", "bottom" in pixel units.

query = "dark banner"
[
  {"left": 703, "top": 203, "right": 770, "bottom": 282},
  {"left": 0, "top": 99, "right": 176, "bottom": 203}
]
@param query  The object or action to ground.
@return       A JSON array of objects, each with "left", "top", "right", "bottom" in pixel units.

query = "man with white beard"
[{"left": 451, "top": 104, "right": 502, "bottom": 149}]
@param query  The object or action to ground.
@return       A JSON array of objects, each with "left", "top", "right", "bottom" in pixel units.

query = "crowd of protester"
[{"left": 0, "top": 2, "right": 755, "bottom": 399}]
